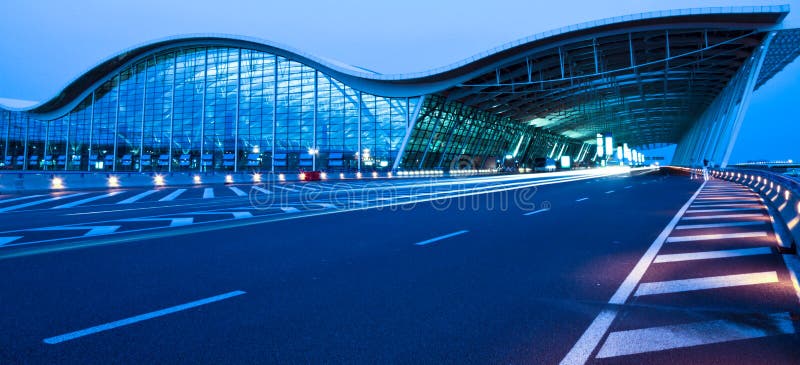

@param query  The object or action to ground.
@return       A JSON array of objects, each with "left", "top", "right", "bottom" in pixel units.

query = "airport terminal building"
[{"left": 1, "top": 6, "right": 799, "bottom": 173}]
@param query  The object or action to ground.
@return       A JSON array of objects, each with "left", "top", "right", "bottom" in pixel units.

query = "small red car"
[{"left": 299, "top": 170, "right": 323, "bottom": 181}]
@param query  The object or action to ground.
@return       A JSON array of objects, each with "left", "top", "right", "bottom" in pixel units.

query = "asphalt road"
[{"left": 0, "top": 168, "right": 797, "bottom": 364}]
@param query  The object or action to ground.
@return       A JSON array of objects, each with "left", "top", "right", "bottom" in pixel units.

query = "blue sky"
[{"left": 0, "top": 0, "right": 797, "bottom": 163}]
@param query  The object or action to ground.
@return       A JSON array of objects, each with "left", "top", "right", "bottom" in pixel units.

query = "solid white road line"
[
  {"left": 681, "top": 213, "right": 765, "bottom": 220},
  {"left": 596, "top": 312, "right": 795, "bottom": 359},
  {"left": 576, "top": 197, "right": 589, "bottom": 202},
  {"left": 653, "top": 247, "right": 773, "bottom": 263},
  {"left": 0, "top": 194, "right": 45, "bottom": 204},
  {"left": 675, "top": 221, "right": 767, "bottom": 230},
  {"left": 119, "top": 217, "right": 194, "bottom": 227},
  {"left": 203, "top": 188, "right": 214, "bottom": 199},
  {"left": 43, "top": 290, "right": 246, "bottom": 344},
  {"left": 53, "top": 191, "right": 125, "bottom": 209},
  {"left": 159, "top": 189, "right": 186, "bottom": 202},
  {"left": 666, "top": 231, "right": 767, "bottom": 243},
  {"left": 0, "top": 193, "right": 89, "bottom": 212},
  {"left": 524, "top": 208, "right": 550, "bottom": 216},
  {"left": 228, "top": 186, "right": 247, "bottom": 197},
  {"left": 117, "top": 190, "right": 159, "bottom": 204},
  {"left": 414, "top": 230, "right": 469, "bottom": 246},
  {"left": 189, "top": 211, "right": 254, "bottom": 219},
  {"left": 32, "top": 225, "right": 121, "bottom": 236},
  {"left": 634, "top": 271, "right": 778, "bottom": 296},
  {"left": 559, "top": 181, "right": 706, "bottom": 365}
]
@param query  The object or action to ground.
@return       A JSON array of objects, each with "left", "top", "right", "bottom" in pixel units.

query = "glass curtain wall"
[
  {"left": 2, "top": 47, "right": 415, "bottom": 173},
  {"left": 400, "top": 96, "right": 581, "bottom": 170}
]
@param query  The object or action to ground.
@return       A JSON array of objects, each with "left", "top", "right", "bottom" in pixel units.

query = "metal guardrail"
[{"left": 710, "top": 167, "right": 800, "bottom": 252}]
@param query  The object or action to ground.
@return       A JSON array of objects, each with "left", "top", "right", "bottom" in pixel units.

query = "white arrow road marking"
[
  {"left": 118, "top": 217, "right": 194, "bottom": 227},
  {"left": 0, "top": 193, "right": 89, "bottom": 212},
  {"left": 0, "top": 236, "right": 23, "bottom": 246},
  {"left": 31, "top": 225, "right": 121, "bottom": 236}
]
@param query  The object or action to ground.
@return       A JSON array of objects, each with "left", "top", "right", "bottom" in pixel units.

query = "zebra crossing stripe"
[
  {"left": 634, "top": 271, "right": 778, "bottom": 296},
  {"left": 596, "top": 312, "right": 795, "bottom": 358}
]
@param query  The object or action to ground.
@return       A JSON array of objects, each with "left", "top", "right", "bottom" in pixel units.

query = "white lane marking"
[
  {"left": 203, "top": 188, "right": 214, "bottom": 199},
  {"left": 686, "top": 207, "right": 762, "bottom": 213},
  {"left": 575, "top": 197, "right": 589, "bottom": 202},
  {"left": 251, "top": 186, "right": 272, "bottom": 195},
  {"left": 316, "top": 203, "right": 337, "bottom": 209},
  {"left": 675, "top": 221, "right": 767, "bottom": 230},
  {"left": 53, "top": 191, "right": 125, "bottom": 209},
  {"left": 559, "top": 181, "right": 705, "bottom": 365},
  {"left": 605, "top": 190, "right": 615, "bottom": 194},
  {"left": 159, "top": 189, "right": 187, "bottom": 202},
  {"left": 43, "top": 290, "right": 246, "bottom": 344},
  {"left": 681, "top": 213, "right": 765, "bottom": 220},
  {"left": 0, "top": 193, "right": 89, "bottom": 212},
  {"left": 188, "top": 211, "right": 254, "bottom": 219},
  {"left": 524, "top": 208, "right": 550, "bottom": 216},
  {"left": 654, "top": 247, "right": 773, "bottom": 263},
  {"left": 119, "top": 217, "right": 193, "bottom": 227},
  {"left": 596, "top": 312, "right": 795, "bottom": 359},
  {"left": 414, "top": 230, "right": 469, "bottom": 246},
  {"left": 666, "top": 231, "right": 767, "bottom": 243},
  {"left": 31, "top": 225, "right": 121, "bottom": 236},
  {"left": 117, "top": 190, "right": 159, "bottom": 204},
  {"left": 228, "top": 186, "right": 247, "bottom": 197},
  {"left": 274, "top": 185, "right": 300, "bottom": 193},
  {"left": 694, "top": 197, "right": 760, "bottom": 202},
  {"left": 634, "top": 271, "right": 778, "bottom": 296},
  {"left": 690, "top": 203, "right": 762, "bottom": 208},
  {"left": 624, "top": 186, "right": 632, "bottom": 189},
  {"left": 281, "top": 207, "right": 300, "bottom": 213},
  {"left": 0, "top": 236, "right": 23, "bottom": 246},
  {"left": 0, "top": 194, "right": 45, "bottom": 204}
]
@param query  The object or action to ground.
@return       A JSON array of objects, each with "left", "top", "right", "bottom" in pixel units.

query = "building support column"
[
  {"left": 87, "top": 91, "right": 95, "bottom": 172},
  {"left": 718, "top": 32, "right": 773, "bottom": 167},
  {"left": 271, "top": 55, "right": 278, "bottom": 174},
  {"left": 113, "top": 73, "right": 121, "bottom": 172}
]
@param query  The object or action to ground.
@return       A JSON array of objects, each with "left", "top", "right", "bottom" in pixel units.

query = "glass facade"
[
  {"left": 0, "top": 46, "right": 589, "bottom": 173},
  {"left": 400, "top": 96, "right": 581, "bottom": 170},
  {"left": 1, "top": 47, "right": 418, "bottom": 173}
]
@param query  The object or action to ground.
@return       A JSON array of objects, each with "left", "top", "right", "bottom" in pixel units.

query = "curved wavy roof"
[{"left": 1, "top": 5, "right": 792, "bottom": 124}]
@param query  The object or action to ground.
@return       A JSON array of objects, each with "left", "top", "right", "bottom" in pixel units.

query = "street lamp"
[{"left": 308, "top": 147, "right": 319, "bottom": 171}]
